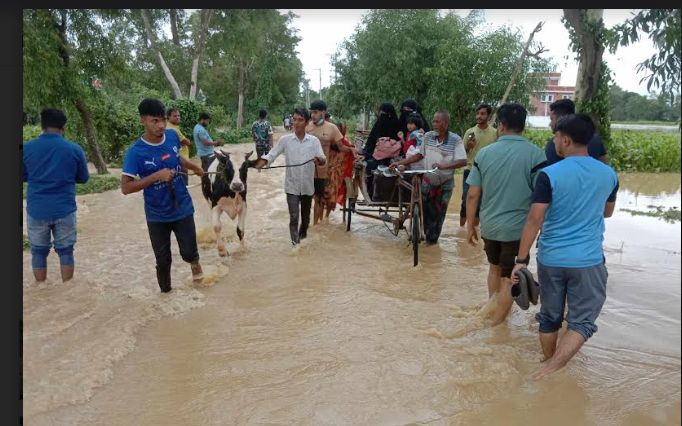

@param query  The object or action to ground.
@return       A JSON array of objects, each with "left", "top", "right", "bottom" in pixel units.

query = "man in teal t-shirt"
[
  {"left": 193, "top": 112, "right": 223, "bottom": 171},
  {"left": 466, "top": 103, "right": 546, "bottom": 326}
]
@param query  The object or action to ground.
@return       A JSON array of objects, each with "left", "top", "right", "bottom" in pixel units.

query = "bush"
[
  {"left": 23, "top": 234, "right": 30, "bottom": 251},
  {"left": 523, "top": 128, "right": 681, "bottom": 172},
  {"left": 23, "top": 125, "right": 42, "bottom": 142},
  {"left": 23, "top": 175, "right": 121, "bottom": 199},
  {"left": 217, "top": 128, "right": 252, "bottom": 145}
]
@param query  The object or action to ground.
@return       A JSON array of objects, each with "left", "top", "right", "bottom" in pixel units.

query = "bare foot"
[{"left": 217, "top": 245, "right": 228, "bottom": 257}]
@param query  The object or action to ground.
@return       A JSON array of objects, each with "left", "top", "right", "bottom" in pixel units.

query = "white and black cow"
[{"left": 201, "top": 149, "right": 255, "bottom": 257}]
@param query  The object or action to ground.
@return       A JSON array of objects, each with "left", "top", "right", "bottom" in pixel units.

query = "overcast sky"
[{"left": 281, "top": 9, "right": 658, "bottom": 96}]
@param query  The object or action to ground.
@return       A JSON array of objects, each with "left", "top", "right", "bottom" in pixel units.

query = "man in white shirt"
[{"left": 253, "top": 108, "right": 326, "bottom": 246}]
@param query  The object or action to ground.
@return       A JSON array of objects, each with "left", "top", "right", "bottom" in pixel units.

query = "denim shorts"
[
  {"left": 535, "top": 260, "right": 608, "bottom": 341},
  {"left": 26, "top": 211, "right": 78, "bottom": 267}
]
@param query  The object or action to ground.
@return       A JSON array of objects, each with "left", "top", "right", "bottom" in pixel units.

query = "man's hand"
[
  {"left": 432, "top": 162, "right": 441, "bottom": 169},
  {"left": 389, "top": 163, "right": 405, "bottom": 172},
  {"left": 215, "top": 139, "right": 224, "bottom": 146},
  {"left": 313, "top": 157, "right": 324, "bottom": 166},
  {"left": 511, "top": 263, "right": 527, "bottom": 284},
  {"left": 466, "top": 134, "right": 476, "bottom": 150},
  {"left": 155, "top": 168, "right": 176, "bottom": 182},
  {"left": 193, "top": 168, "right": 204, "bottom": 178},
  {"left": 467, "top": 222, "right": 479, "bottom": 246}
]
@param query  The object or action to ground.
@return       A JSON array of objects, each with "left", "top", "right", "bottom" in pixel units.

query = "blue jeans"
[
  {"left": 26, "top": 211, "right": 77, "bottom": 269},
  {"left": 535, "top": 261, "right": 608, "bottom": 341}
]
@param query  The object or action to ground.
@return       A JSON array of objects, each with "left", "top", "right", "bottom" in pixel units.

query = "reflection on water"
[{"left": 24, "top": 143, "right": 681, "bottom": 425}]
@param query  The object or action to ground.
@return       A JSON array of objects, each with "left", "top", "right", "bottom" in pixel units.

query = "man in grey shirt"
[{"left": 254, "top": 108, "right": 326, "bottom": 246}]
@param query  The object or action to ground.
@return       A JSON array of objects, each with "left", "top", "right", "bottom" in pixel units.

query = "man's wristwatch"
[{"left": 514, "top": 255, "right": 530, "bottom": 265}]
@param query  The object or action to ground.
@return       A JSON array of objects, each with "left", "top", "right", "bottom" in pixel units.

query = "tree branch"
[{"left": 140, "top": 9, "right": 183, "bottom": 99}]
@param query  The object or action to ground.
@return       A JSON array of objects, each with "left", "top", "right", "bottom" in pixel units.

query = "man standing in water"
[
  {"left": 193, "top": 112, "right": 223, "bottom": 172},
  {"left": 306, "top": 100, "right": 357, "bottom": 224},
  {"left": 544, "top": 99, "right": 608, "bottom": 165},
  {"left": 460, "top": 104, "right": 497, "bottom": 227},
  {"left": 121, "top": 98, "right": 206, "bottom": 293},
  {"left": 251, "top": 109, "right": 274, "bottom": 159},
  {"left": 512, "top": 114, "right": 618, "bottom": 379},
  {"left": 466, "top": 103, "right": 546, "bottom": 326},
  {"left": 23, "top": 108, "right": 90, "bottom": 282},
  {"left": 253, "top": 108, "right": 326, "bottom": 246}
]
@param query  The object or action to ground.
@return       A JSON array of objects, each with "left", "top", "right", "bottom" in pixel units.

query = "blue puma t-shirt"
[{"left": 122, "top": 129, "right": 194, "bottom": 222}]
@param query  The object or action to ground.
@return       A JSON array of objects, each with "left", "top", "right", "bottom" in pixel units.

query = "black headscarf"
[
  {"left": 399, "top": 98, "right": 430, "bottom": 134},
  {"left": 364, "top": 102, "right": 401, "bottom": 157}
]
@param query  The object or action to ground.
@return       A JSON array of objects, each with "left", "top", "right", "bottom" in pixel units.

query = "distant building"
[{"left": 529, "top": 72, "right": 575, "bottom": 116}]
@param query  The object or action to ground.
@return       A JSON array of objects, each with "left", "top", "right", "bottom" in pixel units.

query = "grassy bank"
[
  {"left": 524, "top": 129, "right": 681, "bottom": 172},
  {"left": 23, "top": 174, "right": 121, "bottom": 199},
  {"left": 611, "top": 120, "right": 679, "bottom": 126}
]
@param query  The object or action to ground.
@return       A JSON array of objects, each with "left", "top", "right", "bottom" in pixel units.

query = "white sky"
[{"left": 282, "top": 9, "right": 659, "bottom": 96}]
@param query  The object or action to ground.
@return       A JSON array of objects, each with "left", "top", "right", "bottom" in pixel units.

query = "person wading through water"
[{"left": 121, "top": 98, "right": 206, "bottom": 293}]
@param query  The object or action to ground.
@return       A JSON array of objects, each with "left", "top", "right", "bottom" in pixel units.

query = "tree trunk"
[
  {"left": 74, "top": 98, "right": 108, "bottom": 175},
  {"left": 189, "top": 9, "right": 213, "bottom": 101},
  {"left": 564, "top": 9, "right": 605, "bottom": 123},
  {"left": 169, "top": 9, "right": 180, "bottom": 46},
  {"left": 490, "top": 21, "right": 544, "bottom": 124},
  {"left": 140, "top": 9, "right": 183, "bottom": 99},
  {"left": 237, "top": 65, "right": 246, "bottom": 129}
]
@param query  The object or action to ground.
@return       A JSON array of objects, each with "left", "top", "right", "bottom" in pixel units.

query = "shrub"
[
  {"left": 523, "top": 128, "right": 680, "bottom": 172},
  {"left": 22, "top": 125, "right": 42, "bottom": 142},
  {"left": 23, "top": 175, "right": 120, "bottom": 199},
  {"left": 217, "top": 128, "right": 252, "bottom": 145}
]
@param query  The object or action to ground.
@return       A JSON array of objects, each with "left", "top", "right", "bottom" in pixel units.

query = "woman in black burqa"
[
  {"left": 361, "top": 102, "right": 402, "bottom": 193},
  {"left": 398, "top": 98, "right": 430, "bottom": 135}
]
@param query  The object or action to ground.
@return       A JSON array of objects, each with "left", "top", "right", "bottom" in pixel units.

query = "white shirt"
[{"left": 263, "top": 132, "right": 326, "bottom": 196}]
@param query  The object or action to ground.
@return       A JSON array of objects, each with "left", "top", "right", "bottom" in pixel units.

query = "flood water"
[{"left": 23, "top": 136, "right": 681, "bottom": 425}]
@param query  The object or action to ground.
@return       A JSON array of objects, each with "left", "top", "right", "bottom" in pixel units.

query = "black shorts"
[
  {"left": 314, "top": 178, "right": 327, "bottom": 197},
  {"left": 483, "top": 238, "right": 520, "bottom": 278}
]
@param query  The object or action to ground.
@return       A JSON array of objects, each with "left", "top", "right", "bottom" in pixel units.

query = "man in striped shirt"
[{"left": 390, "top": 110, "right": 467, "bottom": 244}]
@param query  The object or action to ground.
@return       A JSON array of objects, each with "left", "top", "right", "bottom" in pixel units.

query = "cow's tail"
[{"left": 201, "top": 175, "right": 212, "bottom": 204}]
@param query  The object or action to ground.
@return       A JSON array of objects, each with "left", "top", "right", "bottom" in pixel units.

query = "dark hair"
[
  {"left": 292, "top": 107, "right": 310, "bottom": 121},
  {"left": 554, "top": 113, "right": 595, "bottom": 145},
  {"left": 310, "top": 99, "right": 327, "bottom": 111},
  {"left": 198, "top": 112, "right": 211, "bottom": 121},
  {"left": 138, "top": 98, "right": 166, "bottom": 118},
  {"left": 549, "top": 98, "right": 575, "bottom": 117},
  {"left": 258, "top": 109, "right": 267, "bottom": 119},
  {"left": 406, "top": 113, "right": 423, "bottom": 129},
  {"left": 475, "top": 103, "right": 492, "bottom": 115},
  {"left": 496, "top": 103, "right": 527, "bottom": 132},
  {"left": 40, "top": 108, "right": 67, "bottom": 129},
  {"left": 166, "top": 107, "right": 179, "bottom": 118},
  {"left": 435, "top": 109, "right": 451, "bottom": 123}
]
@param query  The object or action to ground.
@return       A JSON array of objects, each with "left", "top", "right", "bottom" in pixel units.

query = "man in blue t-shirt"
[
  {"left": 121, "top": 99, "right": 206, "bottom": 293},
  {"left": 544, "top": 98, "right": 608, "bottom": 165},
  {"left": 512, "top": 113, "right": 619, "bottom": 380},
  {"left": 193, "top": 112, "right": 223, "bottom": 172},
  {"left": 23, "top": 108, "right": 90, "bottom": 282}
]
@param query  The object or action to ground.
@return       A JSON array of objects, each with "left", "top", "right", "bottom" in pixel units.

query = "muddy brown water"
[{"left": 23, "top": 138, "right": 680, "bottom": 425}]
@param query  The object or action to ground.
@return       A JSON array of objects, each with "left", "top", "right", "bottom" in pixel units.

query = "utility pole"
[{"left": 314, "top": 68, "right": 322, "bottom": 101}]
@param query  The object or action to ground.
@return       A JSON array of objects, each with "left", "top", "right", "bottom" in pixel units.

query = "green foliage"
[
  {"left": 23, "top": 175, "right": 121, "bottom": 199},
  {"left": 621, "top": 206, "right": 681, "bottom": 223},
  {"left": 524, "top": 128, "right": 681, "bottom": 172},
  {"left": 23, "top": 125, "right": 42, "bottom": 142},
  {"left": 609, "top": 84, "right": 680, "bottom": 123},
  {"left": 328, "top": 10, "right": 551, "bottom": 133},
  {"left": 23, "top": 234, "right": 30, "bottom": 251},
  {"left": 577, "top": 62, "right": 612, "bottom": 148},
  {"left": 608, "top": 9, "right": 681, "bottom": 97},
  {"left": 216, "top": 128, "right": 252, "bottom": 145}
]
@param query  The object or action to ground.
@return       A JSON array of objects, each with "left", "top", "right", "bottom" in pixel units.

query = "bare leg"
[
  {"left": 60, "top": 265, "right": 74, "bottom": 282},
  {"left": 539, "top": 331, "right": 559, "bottom": 361},
  {"left": 532, "top": 330, "right": 585, "bottom": 380},
  {"left": 487, "top": 264, "right": 502, "bottom": 298},
  {"left": 490, "top": 277, "right": 513, "bottom": 326},
  {"left": 459, "top": 215, "right": 466, "bottom": 227},
  {"left": 313, "top": 197, "right": 323, "bottom": 225},
  {"left": 33, "top": 268, "right": 47, "bottom": 282},
  {"left": 473, "top": 217, "right": 480, "bottom": 227}
]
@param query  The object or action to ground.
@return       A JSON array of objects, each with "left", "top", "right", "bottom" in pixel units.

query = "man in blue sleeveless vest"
[{"left": 512, "top": 113, "right": 619, "bottom": 380}]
